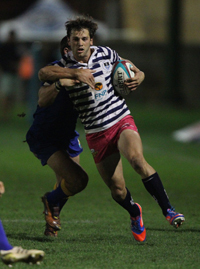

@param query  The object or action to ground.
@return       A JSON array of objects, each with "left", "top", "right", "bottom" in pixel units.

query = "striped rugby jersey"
[{"left": 56, "top": 45, "right": 130, "bottom": 134}]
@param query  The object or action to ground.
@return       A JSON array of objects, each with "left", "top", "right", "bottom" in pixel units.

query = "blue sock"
[
  {"left": 59, "top": 198, "right": 68, "bottom": 211},
  {"left": 0, "top": 220, "right": 13, "bottom": 251},
  {"left": 47, "top": 184, "right": 68, "bottom": 206}
]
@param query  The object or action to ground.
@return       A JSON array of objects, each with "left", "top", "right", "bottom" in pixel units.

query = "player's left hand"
[
  {"left": 0, "top": 181, "right": 5, "bottom": 197},
  {"left": 124, "top": 68, "right": 145, "bottom": 91}
]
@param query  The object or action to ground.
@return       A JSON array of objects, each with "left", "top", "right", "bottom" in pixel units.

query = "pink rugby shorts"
[{"left": 86, "top": 115, "right": 138, "bottom": 163}]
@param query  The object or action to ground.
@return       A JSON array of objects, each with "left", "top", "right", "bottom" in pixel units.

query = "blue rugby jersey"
[
  {"left": 27, "top": 88, "right": 78, "bottom": 146},
  {"left": 55, "top": 46, "right": 131, "bottom": 134}
]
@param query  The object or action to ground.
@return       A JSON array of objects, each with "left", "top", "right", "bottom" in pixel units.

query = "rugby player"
[
  {"left": 38, "top": 16, "right": 185, "bottom": 242},
  {"left": 26, "top": 36, "right": 95, "bottom": 237}
]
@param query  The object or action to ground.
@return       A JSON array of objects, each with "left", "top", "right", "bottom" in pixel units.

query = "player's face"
[{"left": 69, "top": 28, "right": 93, "bottom": 63}]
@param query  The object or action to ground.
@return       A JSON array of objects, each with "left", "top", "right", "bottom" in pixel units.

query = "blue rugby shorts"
[{"left": 26, "top": 131, "right": 83, "bottom": 166}]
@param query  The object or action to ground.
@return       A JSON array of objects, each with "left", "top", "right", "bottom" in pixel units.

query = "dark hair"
[
  {"left": 65, "top": 16, "right": 98, "bottom": 39},
  {"left": 60, "top": 35, "right": 70, "bottom": 57}
]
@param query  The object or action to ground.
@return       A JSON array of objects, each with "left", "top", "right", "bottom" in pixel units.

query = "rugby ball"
[{"left": 112, "top": 60, "right": 135, "bottom": 97}]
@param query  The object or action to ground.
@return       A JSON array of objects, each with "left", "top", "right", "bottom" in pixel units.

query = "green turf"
[{"left": 0, "top": 101, "right": 200, "bottom": 268}]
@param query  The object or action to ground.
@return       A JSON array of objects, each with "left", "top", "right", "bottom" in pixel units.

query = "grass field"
[{"left": 0, "top": 100, "right": 200, "bottom": 268}]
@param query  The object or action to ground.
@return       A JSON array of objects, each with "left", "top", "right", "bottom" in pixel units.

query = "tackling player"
[{"left": 26, "top": 36, "right": 95, "bottom": 237}]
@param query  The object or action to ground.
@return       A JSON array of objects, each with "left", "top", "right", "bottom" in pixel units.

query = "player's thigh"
[
  {"left": 119, "top": 129, "right": 156, "bottom": 177},
  {"left": 118, "top": 129, "right": 144, "bottom": 160},
  {"left": 47, "top": 150, "right": 87, "bottom": 182},
  {"left": 96, "top": 152, "right": 125, "bottom": 190}
]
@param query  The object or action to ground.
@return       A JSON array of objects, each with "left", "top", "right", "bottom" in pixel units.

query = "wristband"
[{"left": 55, "top": 80, "right": 62, "bottom": 92}]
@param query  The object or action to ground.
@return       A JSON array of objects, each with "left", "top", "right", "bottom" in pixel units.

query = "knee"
[
  {"left": 79, "top": 171, "right": 89, "bottom": 191},
  {"left": 129, "top": 153, "right": 145, "bottom": 174},
  {"left": 73, "top": 170, "right": 89, "bottom": 194},
  {"left": 65, "top": 170, "right": 89, "bottom": 195}
]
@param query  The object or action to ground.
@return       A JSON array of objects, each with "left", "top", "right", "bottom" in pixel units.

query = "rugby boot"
[
  {"left": 44, "top": 223, "right": 58, "bottom": 237},
  {"left": 130, "top": 203, "right": 146, "bottom": 242},
  {"left": 0, "top": 246, "right": 45, "bottom": 266},
  {"left": 41, "top": 192, "right": 61, "bottom": 231},
  {"left": 166, "top": 208, "right": 185, "bottom": 228}
]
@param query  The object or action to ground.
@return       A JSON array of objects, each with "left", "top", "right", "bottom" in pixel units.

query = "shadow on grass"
[
  {"left": 7, "top": 227, "right": 199, "bottom": 247},
  {"left": 7, "top": 233, "right": 54, "bottom": 242},
  {"left": 146, "top": 227, "right": 200, "bottom": 233},
  {"left": 7, "top": 233, "right": 145, "bottom": 245}
]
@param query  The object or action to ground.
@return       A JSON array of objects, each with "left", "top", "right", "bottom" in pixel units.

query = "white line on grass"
[{"left": 2, "top": 219, "right": 95, "bottom": 224}]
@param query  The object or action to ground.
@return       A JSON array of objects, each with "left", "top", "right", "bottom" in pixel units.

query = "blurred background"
[
  {"left": 0, "top": 0, "right": 199, "bottom": 130},
  {"left": 0, "top": 3, "right": 200, "bottom": 265}
]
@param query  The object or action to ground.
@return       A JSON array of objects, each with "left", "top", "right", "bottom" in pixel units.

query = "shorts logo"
[
  {"left": 90, "top": 149, "right": 98, "bottom": 158},
  {"left": 95, "top": 82, "right": 103, "bottom": 91},
  {"left": 78, "top": 139, "right": 82, "bottom": 149},
  {"left": 121, "top": 123, "right": 134, "bottom": 128}
]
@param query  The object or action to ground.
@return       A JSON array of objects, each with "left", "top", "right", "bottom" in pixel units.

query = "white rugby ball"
[{"left": 112, "top": 60, "right": 135, "bottom": 97}]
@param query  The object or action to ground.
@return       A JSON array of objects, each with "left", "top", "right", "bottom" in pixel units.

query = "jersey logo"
[
  {"left": 102, "top": 61, "right": 111, "bottom": 71},
  {"left": 95, "top": 82, "right": 103, "bottom": 91}
]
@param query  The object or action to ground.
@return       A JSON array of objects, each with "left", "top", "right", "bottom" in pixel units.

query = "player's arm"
[
  {"left": 38, "top": 79, "right": 79, "bottom": 107},
  {"left": 121, "top": 58, "right": 145, "bottom": 91},
  {"left": 38, "top": 66, "right": 72, "bottom": 81},
  {"left": 38, "top": 66, "right": 95, "bottom": 89}
]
